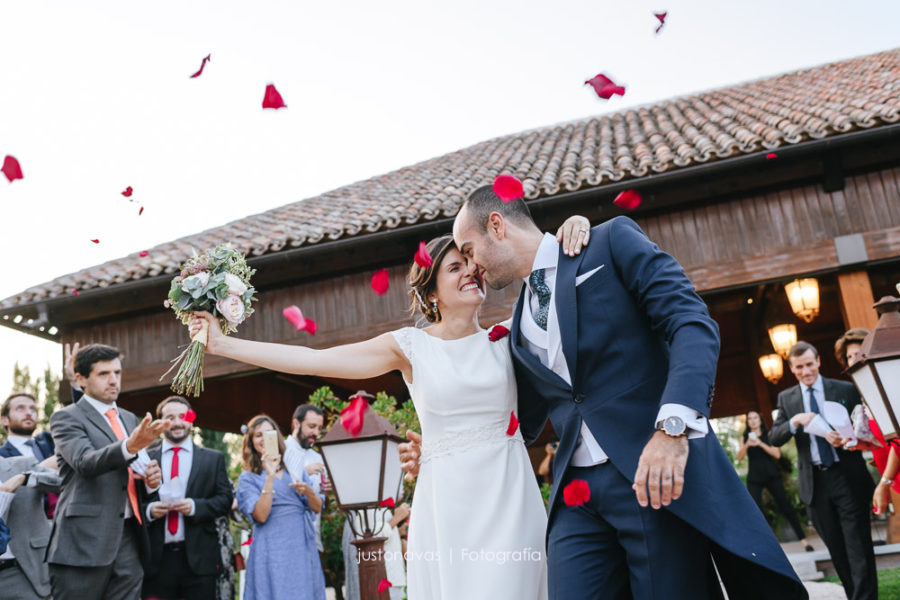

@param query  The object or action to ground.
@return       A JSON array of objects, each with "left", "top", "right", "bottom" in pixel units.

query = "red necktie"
[
  {"left": 167, "top": 447, "right": 181, "bottom": 535},
  {"left": 103, "top": 408, "right": 142, "bottom": 524}
]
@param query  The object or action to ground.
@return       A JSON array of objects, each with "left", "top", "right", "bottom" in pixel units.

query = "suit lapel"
[
  {"left": 555, "top": 248, "right": 583, "bottom": 382},
  {"left": 76, "top": 399, "right": 119, "bottom": 444},
  {"left": 0, "top": 441, "right": 22, "bottom": 457},
  {"left": 511, "top": 284, "right": 570, "bottom": 391}
]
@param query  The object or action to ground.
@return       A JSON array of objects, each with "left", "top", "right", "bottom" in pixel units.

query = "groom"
[{"left": 405, "top": 185, "right": 806, "bottom": 599}]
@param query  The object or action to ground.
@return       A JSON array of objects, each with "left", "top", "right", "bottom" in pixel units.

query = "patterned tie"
[
  {"left": 104, "top": 408, "right": 142, "bottom": 523},
  {"left": 529, "top": 268, "right": 552, "bottom": 330},
  {"left": 808, "top": 389, "right": 835, "bottom": 467},
  {"left": 167, "top": 447, "right": 182, "bottom": 535}
]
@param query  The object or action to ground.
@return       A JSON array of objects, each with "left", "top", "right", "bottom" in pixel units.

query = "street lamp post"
[{"left": 318, "top": 394, "right": 405, "bottom": 599}]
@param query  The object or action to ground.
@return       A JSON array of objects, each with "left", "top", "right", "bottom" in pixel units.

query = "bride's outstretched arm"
[{"left": 189, "top": 311, "right": 409, "bottom": 381}]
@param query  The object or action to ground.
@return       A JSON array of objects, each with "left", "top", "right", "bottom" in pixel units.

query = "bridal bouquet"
[{"left": 162, "top": 244, "right": 257, "bottom": 396}]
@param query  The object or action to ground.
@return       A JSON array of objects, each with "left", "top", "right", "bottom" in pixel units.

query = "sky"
[{"left": 0, "top": 0, "right": 898, "bottom": 393}]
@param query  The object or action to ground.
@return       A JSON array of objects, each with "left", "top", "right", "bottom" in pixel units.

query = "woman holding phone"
[
  {"left": 737, "top": 410, "right": 813, "bottom": 551},
  {"left": 236, "top": 414, "right": 326, "bottom": 600}
]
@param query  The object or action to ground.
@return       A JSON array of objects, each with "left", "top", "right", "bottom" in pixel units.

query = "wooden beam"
[{"left": 837, "top": 271, "right": 878, "bottom": 330}]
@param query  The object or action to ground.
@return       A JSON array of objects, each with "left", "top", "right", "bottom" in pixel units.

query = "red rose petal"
[
  {"left": 493, "top": 174, "right": 524, "bottom": 202},
  {"left": 654, "top": 11, "right": 667, "bottom": 35},
  {"left": 139, "top": 206, "right": 144, "bottom": 216},
  {"left": 182, "top": 409, "right": 197, "bottom": 423},
  {"left": 340, "top": 393, "right": 369, "bottom": 437},
  {"left": 613, "top": 190, "right": 642, "bottom": 210},
  {"left": 262, "top": 83, "right": 286, "bottom": 109},
  {"left": 766, "top": 152, "right": 778, "bottom": 160},
  {"left": 90, "top": 239, "right": 100, "bottom": 244},
  {"left": 377, "top": 579, "right": 392, "bottom": 594},
  {"left": 72, "top": 289, "right": 80, "bottom": 295},
  {"left": 122, "top": 186, "right": 133, "bottom": 197},
  {"left": 488, "top": 324, "right": 510, "bottom": 342},
  {"left": 584, "top": 74, "right": 626, "bottom": 100},
  {"left": 1, "top": 155, "right": 23, "bottom": 182},
  {"left": 283, "top": 305, "right": 307, "bottom": 330},
  {"left": 303, "top": 318, "right": 318, "bottom": 336},
  {"left": 563, "top": 479, "right": 591, "bottom": 506},
  {"left": 506, "top": 411, "right": 519, "bottom": 436},
  {"left": 241, "top": 537, "right": 253, "bottom": 546},
  {"left": 371, "top": 269, "right": 390, "bottom": 295},
  {"left": 379, "top": 497, "right": 395, "bottom": 509},
  {"left": 190, "top": 54, "right": 211, "bottom": 78},
  {"left": 139, "top": 250, "right": 149, "bottom": 257},
  {"left": 414, "top": 242, "right": 433, "bottom": 269}
]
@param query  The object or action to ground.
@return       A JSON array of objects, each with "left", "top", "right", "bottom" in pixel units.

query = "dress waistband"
[{"left": 420, "top": 420, "right": 524, "bottom": 464}]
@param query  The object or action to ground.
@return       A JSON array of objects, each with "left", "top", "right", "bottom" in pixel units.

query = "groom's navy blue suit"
[{"left": 511, "top": 216, "right": 805, "bottom": 599}]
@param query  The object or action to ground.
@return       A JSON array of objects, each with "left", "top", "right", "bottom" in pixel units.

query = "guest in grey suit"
[
  {"left": 47, "top": 343, "right": 169, "bottom": 600},
  {"left": 0, "top": 455, "right": 60, "bottom": 599}
]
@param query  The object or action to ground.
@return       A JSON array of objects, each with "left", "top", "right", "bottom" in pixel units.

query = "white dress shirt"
[
  {"left": 519, "top": 233, "right": 708, "bottom": 467},
  {"left": 5, "top": 434, "right": 38, "bottom": 459},
  {"left": 145, "top": 438, "right": 196, "bottom": 543},
  {"left": 789, "top": 375, "right": 839, "bottom": 466}
]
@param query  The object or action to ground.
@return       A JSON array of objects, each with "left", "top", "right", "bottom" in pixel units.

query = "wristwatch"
[{"left": 659, "top": 416, "right": 687, "bottom": 437}]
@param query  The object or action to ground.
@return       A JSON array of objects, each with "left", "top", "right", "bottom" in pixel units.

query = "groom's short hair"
[{"left": 462, "top": 185, "right": 534, "bottom": 233}]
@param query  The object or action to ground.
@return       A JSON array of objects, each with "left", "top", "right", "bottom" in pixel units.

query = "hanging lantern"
[
  {"left": 784, "top": 278, "right": 820, "bottom": 323},
  {"left": 768, "top": 323, "right": 797, "bottom": 359},
  {"left": 758, "top": 354, "right": 784, "bottom": 384}
]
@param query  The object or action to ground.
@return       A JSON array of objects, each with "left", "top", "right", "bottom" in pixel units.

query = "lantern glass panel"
[
  {"left": 873, "top": 357, "right": 900, "bottom": 415},
  {"left": 382, "top": 439, "right": 403, "bottom": 502},
  {"left": 851, "top": 363, "right": 896, "bottom": 439},
  {"left": 321, "top": 439, "right": 384, "bottom": 505}
]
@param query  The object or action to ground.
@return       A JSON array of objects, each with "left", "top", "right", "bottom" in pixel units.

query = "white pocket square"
[{"left": 576, "top": 265, "right": 604, "bottom": 286}]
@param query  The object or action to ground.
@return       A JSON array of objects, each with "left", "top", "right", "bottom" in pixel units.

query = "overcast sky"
[{"left": 1, "top": 0, "right": 897, "bottom": 394}]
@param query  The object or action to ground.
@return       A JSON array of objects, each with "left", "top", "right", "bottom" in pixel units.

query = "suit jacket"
[
  {"left": 46, "top": 398, "right": 150, "bottom": 567},
  {"left": 144, "top": 443, "right": 233, "bottom": 578},
  {"left": 511, "top": 216, "right": 806, "bottom": 597},
  {"left": 0, "top": 430, "right": 55, "bottom": 460},
  {"left": 769, "top": 377, "right": 875, "bottom": 506},
  {"left": 0, "top": 455, "right": 60, "bottom": 596}
]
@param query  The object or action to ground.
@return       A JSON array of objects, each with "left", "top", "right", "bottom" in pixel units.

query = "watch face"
[{"left": 664, "top": 416, "right": 685, "bottom": 435}]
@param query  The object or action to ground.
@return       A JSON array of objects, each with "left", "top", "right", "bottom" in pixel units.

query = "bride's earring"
[{"left": 431, "top": 298, "right": 440, "bottom": 320}]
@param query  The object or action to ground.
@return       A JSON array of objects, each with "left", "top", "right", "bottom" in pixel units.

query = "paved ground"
[{"left": 803, "top": 581, "right": 847, "bottom": 599}]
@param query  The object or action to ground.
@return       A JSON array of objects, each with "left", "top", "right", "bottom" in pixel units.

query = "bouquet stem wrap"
[{"left": 161, "top": 245, "right": 256, "bottom": 397}]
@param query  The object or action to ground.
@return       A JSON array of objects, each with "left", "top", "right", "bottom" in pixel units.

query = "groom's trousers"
[{"left": 548, "top": 462, "right": 724, "bottom": 600}]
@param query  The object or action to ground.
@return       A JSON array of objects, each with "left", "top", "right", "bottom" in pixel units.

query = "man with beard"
[
  {"left": 47, "top": 343, "right": 166, "bottom": 600},
  {"left": 142, "top": 396, "right": 233, "bottom": 600},
  {"left": 0, "top": 393, "right": 55, "bottom": 462},
  {"left": 284, "top": 404, "right": 328, "bottom": 553}
]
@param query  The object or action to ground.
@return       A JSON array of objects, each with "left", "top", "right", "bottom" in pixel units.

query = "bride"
[{"left": 188, "top": 216, "right": 590, "bottom": 599}]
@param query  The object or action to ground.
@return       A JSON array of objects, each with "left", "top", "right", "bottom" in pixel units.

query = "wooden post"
[
  {"left": 837, "top": 271, "right": 900, "bottom": 542},
  {"left": 352, "top": 536, "right": 390, "bottom": 599}
]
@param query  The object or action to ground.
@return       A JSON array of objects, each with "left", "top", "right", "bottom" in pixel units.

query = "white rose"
[
  {"left": 181, "top": 272, "right": 210, "bottom": 292},
  {"left": 216, "top": 294, "right": 246, "bottom": 326},
  {"left": 223, "top": 273, "right": 248, "bottom": 296}
]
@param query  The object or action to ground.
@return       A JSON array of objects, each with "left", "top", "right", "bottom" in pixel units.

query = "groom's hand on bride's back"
[{"left": 399, "top": 430, "right": 422, "bottom": 481}]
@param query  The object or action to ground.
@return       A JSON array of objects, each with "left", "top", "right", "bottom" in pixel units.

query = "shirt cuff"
[
  {"left": 146, "top": 504, "right": 158, "bottom": 522},
  {"left": 120, "top": 440, "right": 136, "bottom": 461},
  {"left": 656, "top": 404, "right": 708, "bottom": 439},
  {"left": 188, "top": 499, "right": 196, "bottom": 517},
  {"left": 789, "top": 421, "right": 798, "bottom": 435},
  {"left": 0, "top": 491, "right": 13, "bottom": 520}
]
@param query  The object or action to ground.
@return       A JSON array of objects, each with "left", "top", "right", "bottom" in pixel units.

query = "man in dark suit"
[
  {"left": 0, "top": 454, "right": 61, "bottom": 599},
  {"left": 449, "top": 186, "right": 805, "bottom": 599},
  {"left": 0, "top": 393, "right": 55, "bottom": 461},
  {"left": 142, "top": 396, "right": 233, "bottom": 600},
  {"left": 48, "top": 343, "right": 168, "bottom": 600},
  {"left": 770, "top": 341, "right": 877, "bottom": 600}
]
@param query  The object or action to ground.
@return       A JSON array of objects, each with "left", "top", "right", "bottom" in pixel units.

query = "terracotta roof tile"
[{"left": 3, "top": 48, "right": 899, "bottom": 309}]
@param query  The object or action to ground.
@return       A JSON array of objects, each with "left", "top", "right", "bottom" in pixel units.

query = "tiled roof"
[{"left": 4, "top": 48, "right": 899, "bottom": 309}]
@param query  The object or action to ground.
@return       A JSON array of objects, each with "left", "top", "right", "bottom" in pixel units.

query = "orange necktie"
[{"left": 104, "top": 408, "right": 142, "bottom": 524}]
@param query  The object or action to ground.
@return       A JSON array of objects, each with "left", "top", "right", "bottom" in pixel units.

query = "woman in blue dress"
[{"left": 236, "top": 414, "right": 326, "bottom": 600}]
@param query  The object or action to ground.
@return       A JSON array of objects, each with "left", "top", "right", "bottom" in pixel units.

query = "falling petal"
[
  {"left": 182, "top": 409, "right": 197, "bottom": 423},
  {"left": 190, "top": 54, "right": 211, "bottom": 78},
  {"left": 262, "top": 83, "right": 287, "bottom": 109},
  {"left": 90, "top": 239, "right": 100, "bottom": 244},
  {"left": 488, "top": 324, "right": 510, "bottom": 342},
  {"left": 72, "top": 289, "right": 80, "bottom": 295},
  {"left": 613, "top": 190, "right": 642, "bottom": 210},
  {"left": 563, "top": 479, "right": 591, "bottom": 506},
  {"left": 654, "top": 11, "right": 667, "bottom": 35},
  {"left": 584, "top": 74, "right": 626, "bottom": 100},
  {"left": 506, "top": 411, "right": 519, "bottom": 436},
  {"left": 371, "top": 269, "right": 390, "bottom": 295},
  {"left": 1, "top": 155, "right": 23, "bottom": 182},
  {"left": 377, "top": 579, "right": 392, "bottom": 594},
  {"left": 122, "top": 186, "right": 133, "bottom": 197},
  {"left": 303, "top": 318, "right": 318, "bottom": 336},
  {"left": 414, "top": 242, "right": 433, "bottom": 269},
  {"left": 283, "top": 305, "right": 307, "bottom": 330},
  {"left": 379, "top": 497, "right": 396, "bottom": 509},
  {"left": 340, "top": 393, "right": 369, "bottom": 437},
  {"left": 139, "top": 250, "right": 149, "bottom": 258},
  {"left": 493, "top": 175, "right": 524, "bottom": 202},
  {"left": 139, "top": 206, "right": 145, "bottom": 216},
  {"left": 241, "top": 537, "right": 253, "bottom": 546},
  {"left": 766, "top": 153, "right": 778, "bottom": 160}
]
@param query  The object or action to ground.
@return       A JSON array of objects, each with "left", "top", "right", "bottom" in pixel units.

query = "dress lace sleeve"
[{"left": 391, "top": 327, "right": 414, "bottom": 363}]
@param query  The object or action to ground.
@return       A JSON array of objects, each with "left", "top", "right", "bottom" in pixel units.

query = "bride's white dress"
[{"left": 392, "top": 326, "right": 548, "bottom": 600}]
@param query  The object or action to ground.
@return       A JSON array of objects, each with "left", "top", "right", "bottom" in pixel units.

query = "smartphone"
[
  {"left": 263, "top": 430, "right": 279, "bottom": 458},
  {"left": 748, "top": 432, "right": 758, "bottom": 440}
]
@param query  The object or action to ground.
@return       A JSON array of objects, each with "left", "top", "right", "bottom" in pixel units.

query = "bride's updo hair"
[{"left": 408, "top": 234, "right": 457, "bottom": 323}]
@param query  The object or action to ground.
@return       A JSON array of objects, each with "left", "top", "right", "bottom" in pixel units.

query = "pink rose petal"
[
  {"left": 2, "top": 155, "right": 23, "bottom": 182},
  {"left": 493, "top": 175, "right": 524, "bottom": 202},
  {"left": 371, "top": 269, "right": 389, "bottom": 295},
  {"left": 613, "top": 190, "right": 642, "bottom": 210},
  {"left": 190, "top": 54, "right": 211, "bottom": 78},
  {"left": 262, "top": 83, "right": 286, "bottom": 109},
  {"left": 414, "top": 242, "right": 433, "bottom": 269},
  {"left": 584, "top": 74, "right": 626, "bottom": 100}
]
